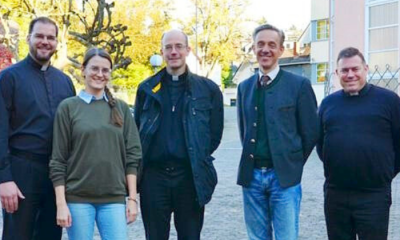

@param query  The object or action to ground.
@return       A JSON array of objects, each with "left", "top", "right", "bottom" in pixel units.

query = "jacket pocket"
[
  {"left": 139, "top": 98, "right": 152, "bottom": 132},
  {"left": 191, "top": 98, "right": 212, "bottom": 147},
  {"left": 192, "top": 98, "right": 213, "bottom": 119},
  {"left": 199, "top": 156, "right": 218, "bottom": 198},
  {"left": 278, "top": 103, "right": 296, "bottom": 133}
]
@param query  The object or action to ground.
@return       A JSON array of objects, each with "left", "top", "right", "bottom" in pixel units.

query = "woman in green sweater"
[{"left": 49, "top": 48, "right": 142, "bottom": 240}]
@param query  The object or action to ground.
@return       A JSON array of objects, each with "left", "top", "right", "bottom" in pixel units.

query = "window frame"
[
  {"left": 316, "top": 62, "right": 329, "bottom": 83},
  {"left": 365, "top": 0, "right": 399, "bottom": 73},
  {"left": 316, "top": 19, "right": 330, "bottom": 40}
]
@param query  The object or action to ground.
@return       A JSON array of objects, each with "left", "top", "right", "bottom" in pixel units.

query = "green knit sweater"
[
  {"left": 254, "top": 71, "right": 282, "bottom": 165},
  {"left": 49, "top": 97, "right": 141, "bottom": 203}
]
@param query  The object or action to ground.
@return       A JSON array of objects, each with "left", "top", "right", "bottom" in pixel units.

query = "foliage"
[
  {"left": 0, "top": 44, "right": 13, "bottom": 71},
  {"left": 112, "top": 63, "right": 153, "bottom": 91},
  {"left": 0, "top": 0, "right": 266, "bottom": 94},
  {"left": 0, "top": 0, "right": 170, "bottom": 92},
  {"left": 0, "top": 1, "right": 132, "bottom": 72},
  {"left": 113, "top": 0, "right": 171, "bottom": 66},
  {"left": 182, "top": 0, "right": 250, "bottom": 78},
  {"left": 221, "top": 64, "right": 235, "bottom": 88}
]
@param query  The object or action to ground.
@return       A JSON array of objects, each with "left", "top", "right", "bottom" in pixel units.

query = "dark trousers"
[
  {"left": 324, "top": 187, "right": 391, "bottom": 240},
  {"left": 140, "top": 164, "right": 204, "bottom": 240},
  {"left": 2, "top": 154, "right": 61, "bottom": 240}
]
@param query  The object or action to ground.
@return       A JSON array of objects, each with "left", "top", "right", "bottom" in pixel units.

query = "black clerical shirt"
[{"left": 0, "top": 55, "right": 75, "bottom": 183}]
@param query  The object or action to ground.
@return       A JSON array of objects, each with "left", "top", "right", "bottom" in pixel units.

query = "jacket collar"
[{"left": 142, "top": 66, "right": 193, "bottom": 100}]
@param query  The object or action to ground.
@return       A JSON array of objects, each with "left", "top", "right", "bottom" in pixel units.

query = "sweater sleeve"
[
  {"left": 392, "top": 96, "right": 400, "bottom": 176},
  {"left": 316, "top": 100, "right": 326, "bottom": 161},
  {"left": 121, "top": 101, "right": 142, "bottom": 175},
  {"left": 49, "top": 100, "right": 72, "bottom": 187},
  {"left": 0, "top": 71, "right": 13, "bottom": 183}
]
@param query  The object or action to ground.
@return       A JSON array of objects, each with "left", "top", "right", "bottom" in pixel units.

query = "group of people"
[
  {"left": 237, "top": 24, "right": 400, "bottom": 240},
  {"left": 0, "top": 16, "right": 399, "bottom": 240},
  {"left": 0, "top": 16, "right": 222, "bottom": 240}
]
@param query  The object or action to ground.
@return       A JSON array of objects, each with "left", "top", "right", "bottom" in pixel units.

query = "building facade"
[
  {"left": 311, "top": 0, "right": 330, "bottom": 85},
  {"left": 329, "top": 0, "right": 399, "bottom": 94}
]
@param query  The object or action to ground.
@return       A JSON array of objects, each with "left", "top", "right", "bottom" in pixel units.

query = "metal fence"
[{"left": 324, "top": 65, "right": 400, "bottom": 96}]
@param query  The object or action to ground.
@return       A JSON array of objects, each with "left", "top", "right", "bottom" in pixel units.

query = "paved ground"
[{"left": 1, "top": 107, "right": 399, "bottom": 239}]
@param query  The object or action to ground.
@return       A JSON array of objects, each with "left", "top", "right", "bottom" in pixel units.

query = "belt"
[
  {"left": 10, "top": 148, "right": 50, "bottom": 164},
  {"left": 254, "top": 158, "right": 274, "bottom": 169},
  {"left": 145, "top": 161, "right": 191, "bottom": 171}
]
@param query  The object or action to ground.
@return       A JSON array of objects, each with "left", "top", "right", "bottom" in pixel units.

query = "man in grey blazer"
[{"left": 237, "top": 24, "right": 319, "bottom": 240}]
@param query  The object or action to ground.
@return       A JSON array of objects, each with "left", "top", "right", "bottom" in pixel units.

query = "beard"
[{"left": 29, "top": 45, "right": 56, "bottom": 63}]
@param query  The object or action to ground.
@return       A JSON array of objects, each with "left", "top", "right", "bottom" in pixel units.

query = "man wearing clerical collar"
[
  {"left": 134, "top": 29, "right": 224, "bottom": 240},
  {"left": 0, "top": 17, "right": 75, "bottom": 240},
  {"left": 318, "top": 47, "right": 400, "bottom": 240},
  {"left": 336, "top": 47, "right": 369, "bottom": 96}
]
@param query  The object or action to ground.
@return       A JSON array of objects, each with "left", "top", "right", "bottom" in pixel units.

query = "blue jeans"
[
  {"left": 242, "top": 169, "right": 302, "bottom": 240},
  {"left": 67, "top": 203, "right": 127, "bottom": 240}
]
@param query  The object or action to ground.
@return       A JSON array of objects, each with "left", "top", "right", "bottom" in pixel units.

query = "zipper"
[{"left": 141, "top": 84, "right": 162, "bottom": 155}]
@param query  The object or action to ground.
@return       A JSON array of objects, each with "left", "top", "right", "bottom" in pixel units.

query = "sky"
[
  {"left": 172, "top": 0, "right": 311, "bottom": 32},
  {"left": 246, "top": 0, "right": 311, "bottom": 30}
]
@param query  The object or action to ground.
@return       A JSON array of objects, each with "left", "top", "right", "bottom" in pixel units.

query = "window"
[
  {"left": 317, "top": 63, "right": 328, "bottom": 83},
  {"left": 316, "top": 19, "right": 329, "bottom": 40},
  {"left": 368, "top": 1, "right": 398, "bottom": 71}
]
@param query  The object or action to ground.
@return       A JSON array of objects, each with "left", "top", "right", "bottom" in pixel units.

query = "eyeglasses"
[
  {"left": 31, "top": 34, "right": 57, "bottom": 42},
  {"left": 163, "top": 44, "right": 187, "bottom": 52},
  {"left": 88, "top": 66, "right": 112, "bottom": 75}
]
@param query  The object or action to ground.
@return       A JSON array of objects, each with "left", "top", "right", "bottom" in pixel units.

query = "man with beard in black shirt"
[{"left": 0, "top": 17, "right": 75, "bottom": 240}]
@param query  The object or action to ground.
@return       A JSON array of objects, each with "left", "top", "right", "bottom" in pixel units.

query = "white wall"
[
  {"left": 311, "top": 0, "right": 329, "bottom": 20},
  {"left": 311, "top": 41, "right": 330, "bottom": 63},
  {"left": 312, "top": 84, "right": 326, "bottom": 106},
  {"left": 223, "top": 88, "right": 237, "bottom": 106}
]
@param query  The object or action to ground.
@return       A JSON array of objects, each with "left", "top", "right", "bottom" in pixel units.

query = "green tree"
[
  {"left": 182, "top": 0, "right": 249, "bottom": 78},
  {"left": 0, "top": 1, "right": 133, "bottom": 79},
  {"left": 111, "top": 0, "right": 171, "bottom": 90}
]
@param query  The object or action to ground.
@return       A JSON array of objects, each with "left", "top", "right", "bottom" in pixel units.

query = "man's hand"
[{"left": 0, "top": 181, "right": 25, "bottom": 213}]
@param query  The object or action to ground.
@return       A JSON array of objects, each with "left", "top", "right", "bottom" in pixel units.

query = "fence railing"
[{"left": 324, "top": 65, "right": 400, "bottom": 96}]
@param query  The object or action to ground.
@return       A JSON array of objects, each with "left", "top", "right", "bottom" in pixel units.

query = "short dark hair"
[
  {"left": 253, "top": 24, "right": 285, "bottom": 47},
  {"left": 29, "top": 17, "right": 59, "bottom": 37},
  {"left": 337, "top": 47, "right": 366, "bottom": 64}
]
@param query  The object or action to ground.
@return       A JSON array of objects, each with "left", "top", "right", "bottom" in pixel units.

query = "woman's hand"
[
  {"left": 126, "top": 198, "right": 138, "bottom": 224},
  {"left": 54, "top": 186, "right": 71, "bottom": 227},
  {"left": 56, "top": 203, "right": 72, "bottom": 228}
]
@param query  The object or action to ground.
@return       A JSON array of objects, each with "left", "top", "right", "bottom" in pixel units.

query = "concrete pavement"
[{"left": 1, "top": 107, "right": 398, "bottom": 239}]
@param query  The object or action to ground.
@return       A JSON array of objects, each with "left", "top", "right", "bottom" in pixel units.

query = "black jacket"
[
  {"left": 237, "top": 70, "right": 319, "bottom": 188},
  {"left": 134, "top": 67, "right": 224, "bottom": 206}
]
